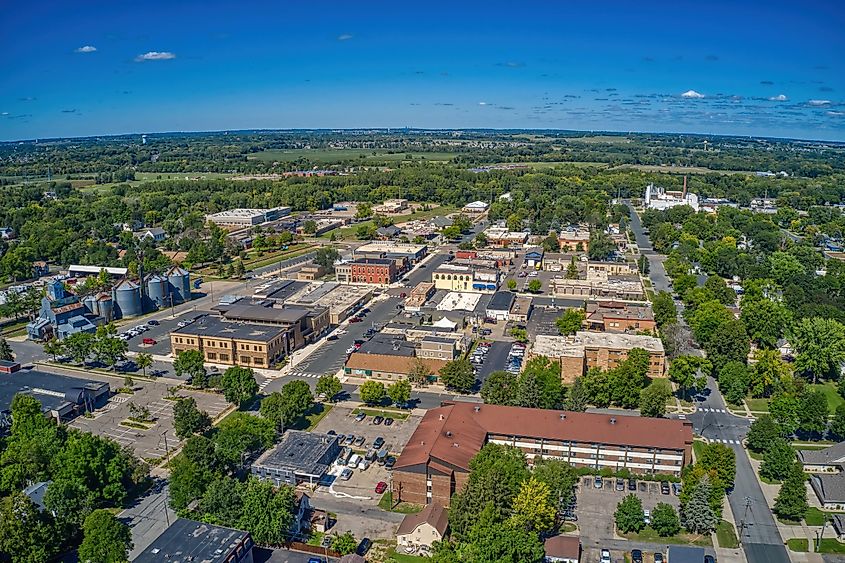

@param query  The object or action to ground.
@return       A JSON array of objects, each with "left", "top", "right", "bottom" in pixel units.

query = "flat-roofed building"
[
  {"left": 133, "top": 518, "right": 254, "bottom": 563},
  {"left": 335, "top": 258, "right": 398, "bottom": 285},
  {"left": 405, "top": 282, "right": 436, "bottom": 311},
  {"left": 214, "top": 302, "right": 329, "bottom": 348},
  {"left": 431, "top": 264, "right": 499, "bottom": 294},
  {"left": 392, "top": 401, "right": 693, "bottom": 506},
  {"left": 558, "top": 228, "right": 590, "bottom": 252},
  {"left": 587, "top": 261, "right": 638, "bottom": 277},
  {"left": 485, "top": 291, "right": 515, "bottom": 321},
  {"left": 170, "top": 316, "right": 288, "bottom": 369},
  {"left": 509, "top": 295, "right": 533, "bottom": 323},
  {"left": 551, "top": 270, "right": 644, "bottom": 302},
  {"left": 205, "top": 207, "right": 291, "bottom": 228},
  {"left": 531, "top": 332, "right": 665, "bottom": 382},
  {"left": 344, "top": 335, "right": 446, "bottom": 381},
  {"left": 585, "top": 301, "right": 655, "bottom": 333},
  {"left": 251, "top": 430, "right": 340, "bottom": 486},
  {"left": 297, "top": 263, "right": 326, "bottom": 281},
  {"left": 373, "top": 198, "right": 409, "bottom": 214},
  {"left": 462, "top": 200, "right": 489, "bottom": 213},
  {"left": 353, "top": 242, "right": 428, "bottom": 263},
  {"left": 483, "top": 227, "right": 528, "bottom": 248},
  {"left": 418, "top": 336, "right": 459, "bottom": 361}
]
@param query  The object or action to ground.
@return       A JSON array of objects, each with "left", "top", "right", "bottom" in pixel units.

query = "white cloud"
[
  {"left": 768, "top": 94, "right": 788, "bottom": 102},
  {"left": 478, "top": 101, "right": 488, "bottom": 106},
  {"left": 681, "top": 90, "right": 705, "bottom": 99},
  {"left": 135, "top": 51, "right": 176, "bottom": 62},
  {"left": 1, "top": 112, "right": 8, "bottom": 116},
  {"left": 827, "top": 111, "right": 845, "bottom": 117},
  {"left": 337, "top": 34, "right": 353, "bottom": 41},
  {"left": 809, "top": 99, "right": 831, "bottom": 106},
  {"left": 75, "top": 45, "right": 97, "bottom": 53}
]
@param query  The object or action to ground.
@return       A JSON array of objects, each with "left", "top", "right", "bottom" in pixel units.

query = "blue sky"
[{"left": 1, "top": 0, "right": 844, "bottom": 141}]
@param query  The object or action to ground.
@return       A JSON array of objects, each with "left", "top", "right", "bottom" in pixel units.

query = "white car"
[
  {"left": 600, "top": 549, "right": 612, "bottom": 563},
  {"left": 644, "top": 509, "right": 651, "bottom": 525}
]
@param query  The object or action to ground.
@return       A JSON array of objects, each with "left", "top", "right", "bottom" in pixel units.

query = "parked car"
[
  {"left": 340, "top": 468, "right": 353, "bottom": 480},
  {"left": 349, "top": 317, "right": 362, "bottom": 323},
  {"left": 615, "top": 478, "right": 624, "bottom": 491},
  {"left": 327, "top": 430, "right": 337, "bottom": 436},
  {"left": 643, "top": 509, "right": 651, "bottom": 525},
  {"left": 385, "top": 456, "right": 396, "bottom": 469},
  {"left": 384, "top": 417, "right": 394, "bottom": 426},
  {"left": 628, "top": 478, "right": 636, "bottom": 491},
  {"left": 373, "top": 416, "right": 384, "bottom": 425},
  {"left": 375, "top": 481, "right": 387, "bottom": 494},
  {"left": 344, "top": 434, "right": 355, "bottom": 445},
  {"left": 654, "top": 553, "right": 664, "bottom": 563},
  {"left": 373, "top": 436, "right": 385, "bottom": 449},
  {"left": 348, "top": 454, "right": 362, "bottom": 468},
  {"left": 594, "top": 476, "right": 603, "bottom": 489},
  {"left": 355, "top": 412, "right": 366, "bottom": 422},
  {"left": 703, "top": 556, "right": 715, "bottom": 563},
  {"left": 147, "top": 320, "right": 159, "bottom": 326},
  {"left": 327, "top": 334, "right": 338, "bottom": 341},
  {"left": 672, "top": 482, "right": 682, "bottom": 495},
  {"left": 142, "top": 337, "right": 156, "bottom": 345},
  {"left": 359, "top": 459, "right": 371, "bottom": 470},
  {"left": 354, "top": 435, "right": 365, "bottom": 446},
  {"left": 600, "top": 549, "right": 612, "bottom": 563},
  {"left": 661, "top": 481, "right": 671, "bottom": 495},
  {"left": 356, "top": 538, "right": 372, "bottom": 556},
  {"left": 631, "top": 549, "right": 643, "bottom": 563}
]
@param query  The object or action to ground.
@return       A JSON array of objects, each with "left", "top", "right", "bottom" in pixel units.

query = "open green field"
[
  {"left": 810, "top": 382, "right": 845, "bottom": 412},
  {"left": 565, "top": 135, "right": 633, "bottom": 145},
  {"left": 611, "top": 164, "right": 756, "bottom": 176},
  {"left": 325, "top": 204, "right": 456, "bottom": 240},
  {"left": 248, "top": 148, "right": 458, "bottom": 164}
]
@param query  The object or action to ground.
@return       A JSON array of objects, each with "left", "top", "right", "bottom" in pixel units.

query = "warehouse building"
[
  {"left": 251, "top": 430, "right": 341, "bottom": 486},
  {"left": 392, "top": 401, "right": 693, "bottom": 506},
  {"left": 205, "top": 207, "right": 291, "bottom": 228},
  {"left": 133, "top": 518, "right": 254, "bottom": 563}
]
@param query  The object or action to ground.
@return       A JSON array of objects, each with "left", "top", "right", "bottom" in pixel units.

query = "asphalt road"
[
  {"left": 122, "top": 481, "right": 176, "bottom": 559},
  {"left": 629, "top": 202, "right": 789, "bottom": 563}
]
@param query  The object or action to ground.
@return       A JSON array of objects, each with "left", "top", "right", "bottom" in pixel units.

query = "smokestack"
[{"left": 682, "top": 175, "right": 688, "bottom": 199}]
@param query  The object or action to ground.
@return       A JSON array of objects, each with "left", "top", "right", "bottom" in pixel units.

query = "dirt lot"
[
  {"left": 312, "top": 406, "right": 421, "bottom": 456},
  {"left": 70, "top": 380, "right": 230, "bottom": 462},
  {"left": 575, "top": 476, "right": 680, "bottom": 542}
]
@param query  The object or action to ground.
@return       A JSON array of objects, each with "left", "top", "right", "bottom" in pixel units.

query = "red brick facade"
[{"left": 349, "top": 259, "right": 397, "bottom": 284}]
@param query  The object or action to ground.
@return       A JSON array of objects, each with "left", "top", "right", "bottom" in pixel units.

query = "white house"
[{"left": 396, "top": 504, "right": 449, "bottom": 551}]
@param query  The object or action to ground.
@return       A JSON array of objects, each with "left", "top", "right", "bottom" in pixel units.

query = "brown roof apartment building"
[
  {"left": 584, "top": 301, "right": 656, "bottom": 333},
  {"left": 392, "top": 401, "right": 692, "bottom": 507}
]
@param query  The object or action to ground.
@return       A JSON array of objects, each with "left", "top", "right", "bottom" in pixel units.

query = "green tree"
[
  {"left": 770, "top": 389, "right": 802, "bottom": 435},
  {"left": 439, "top": 359, "right": 475, "bottom": 393},
  {"left": 168, "top": 455, "right": 212, "bottom": 511},
  {"left": 359, "top": 380, "right": 386, "bottom": 405},
  {"left": 555, "top": 308, "right": 585, "bottom": 335},
  {"left": 387, "top": 379, "right": 412, "bottom": 406},
  {"left": 260, "top": 380, "right": 313, "bottom": 429},
  {"left": 42, "top": 337, "right": 64, "bottom": 361},
  {"left": 0, "top": 394, "right": 65, "bottom": 492},
  {"left": 407, "top": 357, "right": 432, "bottom": 386},
  {"left": 774, "top": 464, "right": 809, "bottom": 521},
  {"left": 698, "top": 443, "right": 736, "bottom": 488},
  {"left": 302, "top": 220, "right": 317, "bottom": 234},
  {"left": 355, "top": 202, "right": 372, "bottom": 219},
  {"left": 740, "top": 298, "right": 791, "bottom": 349},
  {"left": 509, "top": 477, "right": 557, "bottom": 533},
  {"left": 462, "top": 519, "right": 545, "bottom": 563},
  {"left": 315, "top": 374, "right": 343, "bottom": 401},
  {"left": 830, "top": 404, "right": 845, "bottom": 439},
  {"left": 532, "top": 458, "right": 577, "bottom": 513},
  {"left": 614, "top": 494, "right": 645, "bottom": 533},
  {"left": 238, "top": 477, "right": 295, "bottom": 546},
  {"left": 588, "top": 230, "right": 616, "bottom": 260},
  {"left": 746, "top": 415, "right": 784, "bottom": 453},
  {"left": 652, "top": 291, "right": 677, "bottom": 327},
  {"left": 332, "top": 532, "right": 358, "bottom": 555},
  {"left": 651, "top": 502, "right": 681, "bottom": 537},
  {"left": 172, "top": 397, "right": 212, "bottom": 440},
  {"left": 769, "top": 251, "right": 805, "bottom": 284},
  {"left": 799, "top": 389, "right": 829, "bottom": 435},
  {"left": 682, "top": 475, "right": 717, "bottom": 534},
  {"left": 507, "top": 278, "right": 517, "bottom": 291},
  {"left": 0, "top": 492, "right": 58, "bottom": 563},
  {"left": 760, "top": 438, "right": 798, "bottom": 482},
  {"left": 749, "top": 349, "right": 791, "bottom": 398},
  {"left": 135, "top": 352, "right": 153, "bottom": 378},
  {"left": 173, "top": 349, "right": 208, "bottom": 387},
  {"left": 481, "top": 370, "right": 517, "bottom": 405},
  {"left": 639, "top": 379, "right": 672, "bottom": 417},
  {"left": 44, "top": 479, "right": 95, "bottom": 528},
  {"left": 199, "top": 477, "right": 245, "bottom": 528},
  {"left": 565, "top": 257, "right": 579, "bottom": 279},
  {"left": 687, "top": 301, "right": 732, "bottom": 347},
  {"left": 703, "top": 275, "right": 737, "bottom": 306},
  {"left": 669, "top": 355, "right": 710, "bottom": 399},
  {"left": 706, "top": 318, "right": 750, "bottom": 372},
  {"left": 214, "top": 412, "right": 275, "bottom": 467},
  {"left": 541, "top": 232, "right": 560, "bottom": 252},
  {"left": 78, "top": 509, "right": 132, "bottom": 563},
  {"left": 565, "top": 376, "right": 590, "bottom": 411},
  {"left": 220, "top": 366, "right": 259, "bottom": 406},
  {"left": 0, "top": 337, "right": 14, "bottom": 361},
  {"left": 313, "top": 247, "right": 341, "bottom": 272},
  {"left": 788, "top": 317, "right": 845, "bottom": 383},
  {"left": 527, "top": 279, "right": 542, "bottom": 293},
  {"left": 717, "top": 361, "right": 751, "bottom": 405},
  {"left": 63, "top": 331, "right": 95, "bottom": 364}
]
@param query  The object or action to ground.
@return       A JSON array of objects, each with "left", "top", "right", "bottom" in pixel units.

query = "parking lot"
[
  {"left": 313, "top": 406, "right": 421, "bottom": 457},
  {"left": 70, "top": 379, "right": 230, "bottom": 461},
  {"left": 575, "top": 476, "right": 680, "bottom": 542}
]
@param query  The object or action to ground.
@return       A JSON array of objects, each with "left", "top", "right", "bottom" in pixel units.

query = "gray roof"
[
  {"left": 798, "top": 442, "right": 845, "bottom": 467},
  {"left": 264, "top": 279, "right": 309, "bottom": 301},
  {"left": 23, "top": 481, "right": 51, "bottom": 511},
  {"left": 833, "top": 514, "right": 845, "bottom": 535},
  {"left": 358, "top": 334, "right": 416, "bottom": 357},
  {"left": 376, "top": 225, "right": 402, "bottom": 236},
  {"left": 133, "top": 518, "right": 251, "bottom": 562},
  {"left": 253, "top": 430, "right": 339, "bottom": 477},
  {"left": 487, "top": 290, "right": 515, "bottom": 312},
  {"left": 812, "top": 473, "right": 845, "bottom": 503},
  {"left": 219, "top": 303, "right": 311, "bottom": 324},
  {"left": 431, "top": 216, "right": 453, "bottom": 228},
  {"left": 172, "top": 316, "right": 285, "bottom": 343},
  {"left": 667, "top": 546, "right": 706, "bottom": 563},
  {"left": 0, "top": 369, "right": 109, "bottom": 416}
]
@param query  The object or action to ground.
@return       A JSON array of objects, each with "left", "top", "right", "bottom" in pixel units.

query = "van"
[
  {"left": 348, "top": 454, "right": 362, "bottom": 468},
  {"left": 376, "top": 449, "right": 388, "bottom": 464}
]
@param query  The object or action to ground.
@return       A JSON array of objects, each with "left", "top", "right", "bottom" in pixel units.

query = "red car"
[
  {"left": 375, "top": 481, "right": 388, "bottom": 494},
  {"left": 349, "top": 317, "right": 362, "bottom": 323},
  {"left": 142, "top": 337, "right": 157, "bottom": 345}
]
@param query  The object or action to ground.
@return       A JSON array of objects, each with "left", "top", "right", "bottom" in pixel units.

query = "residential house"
[
  {"left": 810, "top": 473, "right": 845, "bottom": 510},
  {"left": 396, "top": 504, "right": 449, "bottom": 551},
  {"left": 798, "top": 442, "right": 845, "bottom": 473},
  {"left": 544, "top": 535, "right": 581, "bottom": 563}
]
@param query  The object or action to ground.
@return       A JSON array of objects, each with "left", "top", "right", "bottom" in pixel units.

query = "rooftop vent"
[
  {"left": 560, "top": 413, "right": 566, "bottom": 420},
  {"left": 453, "top": 443, "right": 459, "bottom": 448},
  {"left": 610, "top": 417, "right": 616, "bottom": 425},
  {"left": 474, "top": 406, "right": 481, "bottom": 413},
  {"left": 439, "top": 414, "right": 445, "bottom": 421},
  {"left": 446, "top": 431, "right": 452, "bottom": 437}
]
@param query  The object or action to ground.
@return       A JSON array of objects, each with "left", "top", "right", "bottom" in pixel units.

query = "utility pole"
[
  {"left": 737, "top": 496, "right": 752, "bottom": 545},
  {"left": 161, "top": 430, "right": 171, "bottom": 527}
]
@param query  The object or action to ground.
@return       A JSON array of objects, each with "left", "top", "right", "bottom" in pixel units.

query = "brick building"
[
  {"left": 392, "top": 401, "right": 693, "bottom": 507},
  {"left": 335, "top": 258, "right": 398, "bottom": 285},
  {"left": 170, "top": 316, "right": 288, "bottom": 368},
  {"left": 584, "top": 301, "right": 656, "bottom": 333}
]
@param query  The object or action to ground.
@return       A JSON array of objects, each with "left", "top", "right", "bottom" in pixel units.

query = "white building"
[
  {"left": 462, "top": 200, "right": 489, "bottom": 213},
  {"left": 205, "top": 207, "right": 291, "bottom": 227},
  {"left": 644, "top": 181, "right": 699, "bottom": 212}
]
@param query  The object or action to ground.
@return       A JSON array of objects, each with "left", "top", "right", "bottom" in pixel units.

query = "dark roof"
[
  {"left": 376, "top": 225, "right": 402, "bottom": 236},
  {"left": 394, "top": 401, "right": 693, "bottom": 473},
  {"left": 544, "top": 535, "right": 580, "bottom": 559},
  {"left": 357, "top": 334, "right": 416, "bottom": 357},
  {"left": 0, "top": 369, "right": 109, "bottom": 415},
  {"left": 172, "top": 316, "right": 285, "bottom": 343},
  {"left": 811, "top": 473, "right": 845, "bottom": 503},
  {"left": 133, "top": 518, "right": 251, "bottom": 562},
  {"left": 252, "top": 430, "right": 338, "bottom": 477},
  {"left": 397, "top": 504, "right": 449, "bottom": 536},
  {"left": 833, "top": 514, "right": 845, "bottom": 535},
  {"left": 798, "top": 442, "right": 845, "bottom": 466},
  {"left": 667, "top": 546, "right": 706, "bottom": 563},
  {"left": 352, "top": 257, "right": 394, "bottom": 266},
  {"left": 264, "top": 279, "right": 310, "bottom": 301},
  {"left": 487, "top": 290, "right": 515, "bottom": 311}
]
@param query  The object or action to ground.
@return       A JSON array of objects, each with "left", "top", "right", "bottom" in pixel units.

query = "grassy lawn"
[
  {"left": 787, "top": 538, "right": 809, "bottom": 552},
  {"left": 809, "top": 382, "right": 845, "bottom": 412},
  {"left": 805, "top": 507, "right": 844, "bottom": 526},
  {"left": 622, "top": 528, "right": 712, "bottom": 547},
  {"left": 716, "top": 520, "right": 739, "bottom": 548},
  {"left": 693, "top": 440, "right": 707, "bottom": 461},
  {"left": 323, "top": 204, "right": 456, "bottom": 240},
  {"left": 385, "top": 549, "right": 430, "bottom": 562},
  {"left": 378, "top": 492, "right": 424, "bottom": 514},
  {"left": 242, "top": 247, "right": 315, "bottom": 271},
  {"left": 353, "top": 407, "right": 411, "bottom": 420},
  {"left": 818, "top": 539, "right": 845, "bottom": 554},
  {"left": 290, "top": 403, "right": 333, "bottom": 431},
  {"left": 746, "top": 398, "right": 770, "bottom": 413},
  {"left": 561, "top": 522, "right": 577, "bottom": 533}
]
